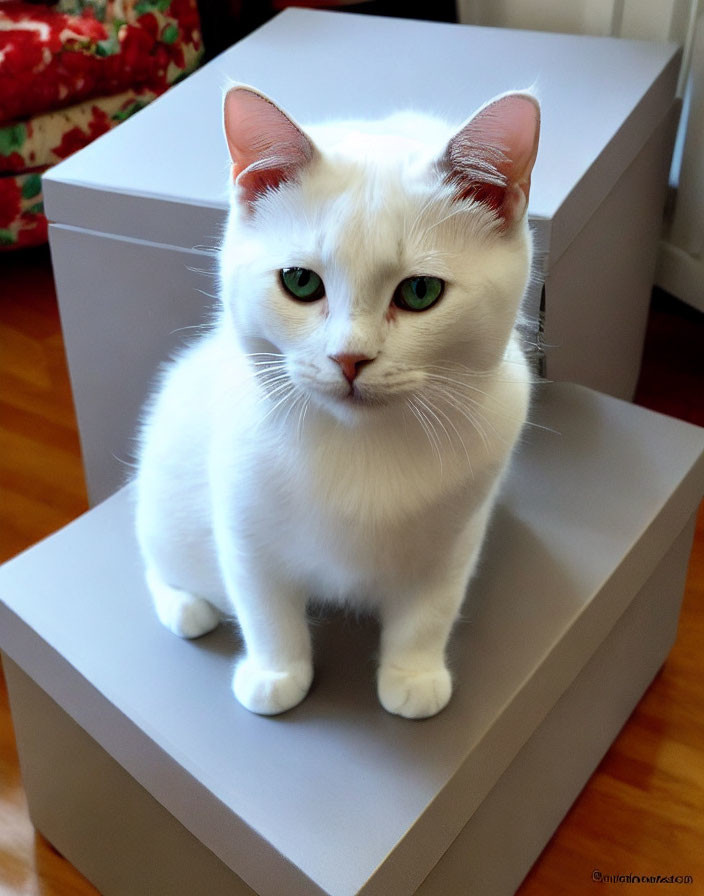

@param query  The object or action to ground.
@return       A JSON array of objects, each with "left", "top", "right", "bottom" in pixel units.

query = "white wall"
[
  {"left": 457, "top": 0, "right": 704, "bottom": 311},
  {"left": 657, "top": 8, "right": 704, "bottom": 310}
]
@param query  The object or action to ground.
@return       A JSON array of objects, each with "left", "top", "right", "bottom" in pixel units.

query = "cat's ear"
[
  {"left": 223, "top": 85, "right": 316, "bottom": 209},
  {"left": 441, "top": 92, "right": 540, "bottom": 228}
]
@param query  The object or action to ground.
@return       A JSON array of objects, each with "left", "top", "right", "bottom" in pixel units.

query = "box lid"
[
  {"left": 42, "top": 9, "right": 679, "bottom": 272},
  {"left": 1, "top": 384, "right": 703, "bottom": 896}
]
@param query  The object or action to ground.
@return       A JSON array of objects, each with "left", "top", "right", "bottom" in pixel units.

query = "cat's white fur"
[{"left": 135, "top": 86, "right": 539, "bottom": 718}]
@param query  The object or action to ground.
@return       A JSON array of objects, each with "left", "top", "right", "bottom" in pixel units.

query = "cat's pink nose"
[{"left": 329, "top": 353, "right": 374, "bottom": 384}]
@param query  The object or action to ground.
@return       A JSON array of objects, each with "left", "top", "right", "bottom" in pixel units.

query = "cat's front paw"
[
  {"left": 377, "top": 662, "right": 452, "bottom": 719},
  {"left": 233, "top": 657, "right": 313, "bottom": 715},
  {"left": 147, "top": 570, "right": 221, "bottom": 639}
]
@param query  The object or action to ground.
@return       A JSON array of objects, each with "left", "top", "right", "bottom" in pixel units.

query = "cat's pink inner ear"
[
  {"left": 445, "top": 93, "right": 540, "bottom": 227},
  {"left": 223, "top": 87, "right": 314, "bottom": 206}
]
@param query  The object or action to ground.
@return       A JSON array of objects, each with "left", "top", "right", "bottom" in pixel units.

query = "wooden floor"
[{"left": 1, "top": 246, "right": 703, "bottom": 894}]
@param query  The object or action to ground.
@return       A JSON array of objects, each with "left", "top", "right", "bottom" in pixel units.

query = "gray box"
[
  {"left": 42, "top": 9, "right": 681, "bottom": 503},
  {"left": 2, "top": 384, "right": 703, "bottom": 895}
]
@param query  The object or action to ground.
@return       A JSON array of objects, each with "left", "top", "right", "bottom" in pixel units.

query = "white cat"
[{"left": 135, "top": 84, "right": 540, "bottom": 719}]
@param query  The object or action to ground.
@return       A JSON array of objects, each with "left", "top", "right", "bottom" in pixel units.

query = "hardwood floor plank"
[
  {"left": 0, "top": 326, "right": 51, "bottom": 390},
  {"left": 0, "top": 429, "right": 86, "bottom": 500},
  {"left": 0, "top": 400, "right": 82, "bottom": 458}
]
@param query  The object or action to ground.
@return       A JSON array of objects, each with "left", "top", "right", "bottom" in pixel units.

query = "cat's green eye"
[
  {"left": 280, "top": 267, "right": 325, "bottom": 302},
  {"left": 393, "top": 276, "right": 444, "bottom": 312}
]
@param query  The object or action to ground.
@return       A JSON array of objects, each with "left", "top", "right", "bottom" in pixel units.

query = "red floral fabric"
[
  {"left": 0, "top": 0, "right": 202, "bottom": 124},
  {"left": 0, "top": 0, "right": 203, "bottom": 249},
  {"left": 0, "top": 169, "right": 47, "bottom": 248}
]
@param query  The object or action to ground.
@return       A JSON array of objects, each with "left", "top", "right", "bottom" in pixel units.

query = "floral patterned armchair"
[{"left": 0, "top": 0, "right": 203, "bottom": 249}]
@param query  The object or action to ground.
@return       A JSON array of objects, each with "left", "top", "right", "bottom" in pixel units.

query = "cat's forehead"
[
  {"left": 304, "top": 158, "right": 441, "bottom": 271},
  {"left": 319, "top": 185, "right": 404, "bottom": 265}
]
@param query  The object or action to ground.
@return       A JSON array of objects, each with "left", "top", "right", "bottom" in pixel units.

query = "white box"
[
  {"left": 2, "top": 384, "right": 702, "bottom": 895},
  {"left": 42, "top": 10, "right": 681, "bottom": 504}
]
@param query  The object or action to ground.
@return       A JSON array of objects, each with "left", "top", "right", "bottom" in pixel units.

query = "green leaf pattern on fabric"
[
  {"left": 96, "top": 23, "right": 122, "bottom": 57},
  {"left": 0, "top": 124, "right": 27, "bottom": 158},
  {"left": 21, "top": 174, "right": 42, "bottom": 200},
  {"left": 56, "top": 0, "right": 109, "bottom": 22},
  {"left": 135, "top": 0, "right": 172, "bottom": 15},
  {"left": 111, "top": 101, "right": 149, "bottom": 122},
  {"left": 161, "top": 23, "right": 179, "bottom": 44}
]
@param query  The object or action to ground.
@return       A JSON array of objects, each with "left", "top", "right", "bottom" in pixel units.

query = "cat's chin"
[{"left": 314, "top": 386, "right": 394, "bottom": 425}]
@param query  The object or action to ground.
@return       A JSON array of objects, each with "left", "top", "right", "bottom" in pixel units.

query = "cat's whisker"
[
  {"left": 437, "top": 403, "right": 475, "bottom": 472},
  {"left": 424, "top": 371, "right": 489, "bottom": 394},
  {"left": 406, "top": 397, "right": 444, "bottom": 476},
  {"left": 249, "top": 366, "right": 288, "bottom": 384},
  {"left": 247, "top": 359, "right": 288, "bottom": 368},
  {"left": 279, "top": 386, "right": 308, "bottom": 431},
  {"left": 423, "top": 381, "right": 503, "bottom": 454},
  {"left": 423, "top": 394, "right": 474, "bottom": 475},
  {"left": 424, "top": 370, "right": 525, "bottom": 427},
  {"left": 296, "top": 396, "right": 311, "bottom": 443},
  {"left": 247, "top": 359, "right": 310, "bottom": 430},
  {"left": 520, "top": 419, "right": 562, "bottom": 436},
  {"left": 426, "top": 384, "right": 502, "bottom": 428},
  {"left": 252, "top": 371, "right": 290, "bottom": 390},
  {"left": 439, "top": 378, "right": 513, "bottom": 438},
  {"left": 169, "top": 324, "right": 210, "bottom": 336},
  {"left": 244, "top": 353, "right": 287, "bottom": 368},
  {"left": 243, "top": 354, "right": 287, "bottom": 372},
  {"left": 185, "top": 265, "right": 218, "bottom": 277},
  {"left": 258, "top": 377, "right": 295, "bottom": 403},
  {"left": 405, "top": 399, "right": 434, "bottom": 458},
  {"left": 249, "top": 368, "right": 289, "bottom": 378},
  {"left": 256, "top": 383, "right": 298, "bottom": 427},
  {"left": 433, "top": 390, "right": 494, "bottom": 453},
  {"left": 424, "top": 362, "right": 528, "bottom": 385},
  {"left": 424, "top": 367, "right": 528, "bottom": 390},
  {"left": 247, "top": 365, "right": 294, "bottom": 400},
  {"left": 190, "top": 244, "right": 219, "bottom": 255},
  {"left": 250, "top": 371, "right": 290, "bottom": 389},
  {"left": 423, "top": 370, "right": 496, "bottom": 412},
  {"left": 414, "top": 395, "right": 455, "bottom": 458}
]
